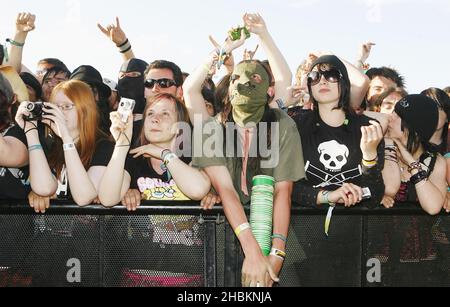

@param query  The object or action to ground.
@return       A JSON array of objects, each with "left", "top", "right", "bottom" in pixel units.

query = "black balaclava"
[{"left": 118, "top": 58, "right": 148, "bottom": 115}]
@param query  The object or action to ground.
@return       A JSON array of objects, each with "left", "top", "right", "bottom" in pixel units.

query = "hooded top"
[{"left": 118, "top": 58, "right": 148, "bottom": 114}]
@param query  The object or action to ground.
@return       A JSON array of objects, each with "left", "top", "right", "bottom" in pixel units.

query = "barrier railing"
[{"left": 0, "top": 200, "right": 448, "bottom": 287}]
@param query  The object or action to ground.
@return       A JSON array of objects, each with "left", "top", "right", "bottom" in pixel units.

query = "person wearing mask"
[
  {"left": 117, "top": 58, "right": 148, "bottom": 143},
  {"left": 184, "top": 13, "right": 304, "bottom": 287}
]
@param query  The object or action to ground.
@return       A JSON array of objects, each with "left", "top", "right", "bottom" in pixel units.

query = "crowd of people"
[{"left": 1, "top": 12, "right": 449, "bottom": 287}]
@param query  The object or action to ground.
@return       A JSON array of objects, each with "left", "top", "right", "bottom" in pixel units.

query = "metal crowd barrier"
[{"left": 0, "top": 200, "right": 448, "bottom": 287}]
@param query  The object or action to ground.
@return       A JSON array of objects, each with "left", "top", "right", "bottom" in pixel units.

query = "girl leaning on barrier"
[
  {"left": 381, "top": 94, "right": 447, "bottom": 215},
  {"left": 420, "top": 88, "right": 450, "bottom": 214},
  {"left": 291, "top": 54, "right": 385, "bottom": 209},
  {"left": 15, "top": 80, "right": 115, "bottom": 209},
  {"left": 0, "top": 72, "right": 32, "bottom": 200},
  {"left": 98, "top": 92, "right": 211, "bottom": 209}
]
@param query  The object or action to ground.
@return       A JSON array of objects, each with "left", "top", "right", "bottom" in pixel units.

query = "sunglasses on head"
[
  {"left": 144, "top": 78, "right": 177, "bottom": 89},
  {"left": 307, "top": 69, "right": 342, "bottom": 86}
]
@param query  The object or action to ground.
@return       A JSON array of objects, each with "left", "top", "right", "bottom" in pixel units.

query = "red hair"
[{"left": 48, "top": 80, "right": 106, "bottom": 177}]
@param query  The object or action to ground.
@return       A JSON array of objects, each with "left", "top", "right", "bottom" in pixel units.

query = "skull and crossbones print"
[{"left": 306, "top": 140, "right": 362, "bottom": 189}]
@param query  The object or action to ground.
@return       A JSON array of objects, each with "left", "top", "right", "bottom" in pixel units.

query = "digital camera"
[
  {"left": 117, "top": 98, "right": 136, "bottom": 123},
  {"left": 24, "top": 102, "right": 44, "bottom": 121}
]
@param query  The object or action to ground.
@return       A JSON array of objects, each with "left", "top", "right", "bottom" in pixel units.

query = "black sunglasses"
[
  {"left": 307, "top": 69, "right": 342, "bottom": 86},
  {"left": 144, "top": 78, "right": 177, "bottom": 89}
]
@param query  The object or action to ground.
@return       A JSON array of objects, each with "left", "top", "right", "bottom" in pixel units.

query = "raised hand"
[
  {"left": 41, "top": 103, "right": 72, "bottom": 141},
  {"left": 285, "top": 85, "right": 310, "bottom": 107},
  {"left": 97, "top": 17, "right": 127, "bottom": 46},
  {"left": 16, "top": 12, "right": 36, "bottom": 33},
  {"left": 358, "top": 42, "right": 376, "bottom": 63},
  {"left": 109, "top": 111, "right": 133, "bottom": 146},
  {"left": 243, "top": 13, "right": 268, "bottom": 36},
  {"left": 209, "top": 31, "right": 246, "bottom": 55},
  {"left": 243, "top": 45, "right": 259, "bottom": 61},
  {"left": 14, "top": 101, "right": 39, "bottom": 131},
  {"left": 360, "top": 120, "right": 384, "bottom": 161}
]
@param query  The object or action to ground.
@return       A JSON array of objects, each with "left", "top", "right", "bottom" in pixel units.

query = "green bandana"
[{"left": 230, "top": 62, "right": 270, "bottom": 127}]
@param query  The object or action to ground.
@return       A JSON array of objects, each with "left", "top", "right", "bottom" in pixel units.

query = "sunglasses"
[
  {"left": 144, "top": 78, "right": 177, "bottom": 89},
  {"left": 307, "top": 69, "right": 342, "bottom": 86}
]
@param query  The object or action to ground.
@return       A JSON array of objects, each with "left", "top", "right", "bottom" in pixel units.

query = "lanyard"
[{"left": 324, "top": 204, "right": 335, "bottom": 237}]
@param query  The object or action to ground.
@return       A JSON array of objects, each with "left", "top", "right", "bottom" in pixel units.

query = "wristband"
[
  {"left": 161, "top": 149, "right": 172, "bottom": 160},
  {"left": 234, "top": 223, "right": 251, "bottom": 237},
  {"left": 272, "top": 233, "right": 287, "bottom": 243},
  {"left": 28, "top": 144, "right": 43, "bottom": 152},
  {"left": 362, "top": 160, "right": 378, "bottom": 168},
  {"left": 63, "top": 143, "right": 76, "bottom": 152},
  {"left": 270, "top": 248, "right": 286, "bottom": 261},
  {"left": 6, "top": 38, "right": 25, "bottom": 47},
  {"left": 408, "top": 161, "right": 423, "bottom": 172},
  {"left": 163, "top": 152, "right": 177, "bottom": 166},
  {"left": 411, "top": 170, "right": 428, "bottom": 185}
]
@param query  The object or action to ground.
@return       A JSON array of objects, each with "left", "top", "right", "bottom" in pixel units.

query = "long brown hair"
[{"left": 48, "top": 80, "right": 106, "bottom": 177}]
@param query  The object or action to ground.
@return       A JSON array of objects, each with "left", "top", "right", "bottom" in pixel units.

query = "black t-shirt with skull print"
[{"left": 292, "top": 111, "right": 384, "bottom": 207}]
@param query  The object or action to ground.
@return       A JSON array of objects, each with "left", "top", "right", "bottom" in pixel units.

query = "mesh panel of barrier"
[
  {"left": 102, "top": 215, "right": 205, "bottom": 287},
  {"left": 280, "top": 215, "right": 363, "bottom": 287},
  {"left": 0, "top": 207, "right": 448, "bottom": 287},
  {"left": 0, "top": 215, "right": 100, "bottom": 287},
  {"left": 366, "top": 215, "right": 450, "bottom": 287}
]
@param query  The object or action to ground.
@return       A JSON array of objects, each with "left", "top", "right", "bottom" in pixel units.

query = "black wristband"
[
  {"left": 410, "top": 170, "right": 428, "bottom": 185},
  {"left": 117, "top": 39, "right": 129, "bottom": 48},
  {"left": 120, "top": 46, "right": 132, "bottom": 54}
]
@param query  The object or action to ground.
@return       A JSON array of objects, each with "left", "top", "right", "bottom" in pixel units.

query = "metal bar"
[
  {"left": 203, "top": 218, "right": 217, "bottom": 287},
  {"left": 0, "top": 201, "right": 447, "bottom": 216},
  {"left": 224, "top": 222, "right": 240, "bottom": 287}
]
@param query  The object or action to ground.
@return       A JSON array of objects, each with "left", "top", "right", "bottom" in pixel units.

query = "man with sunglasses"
[{"left": 144, "top": 60, "right": 183, "bottom": 101}]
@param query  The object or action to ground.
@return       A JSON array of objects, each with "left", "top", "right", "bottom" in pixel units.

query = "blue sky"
[{"left": 1, "top": 0, "right": 449, "bottom": 92}]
